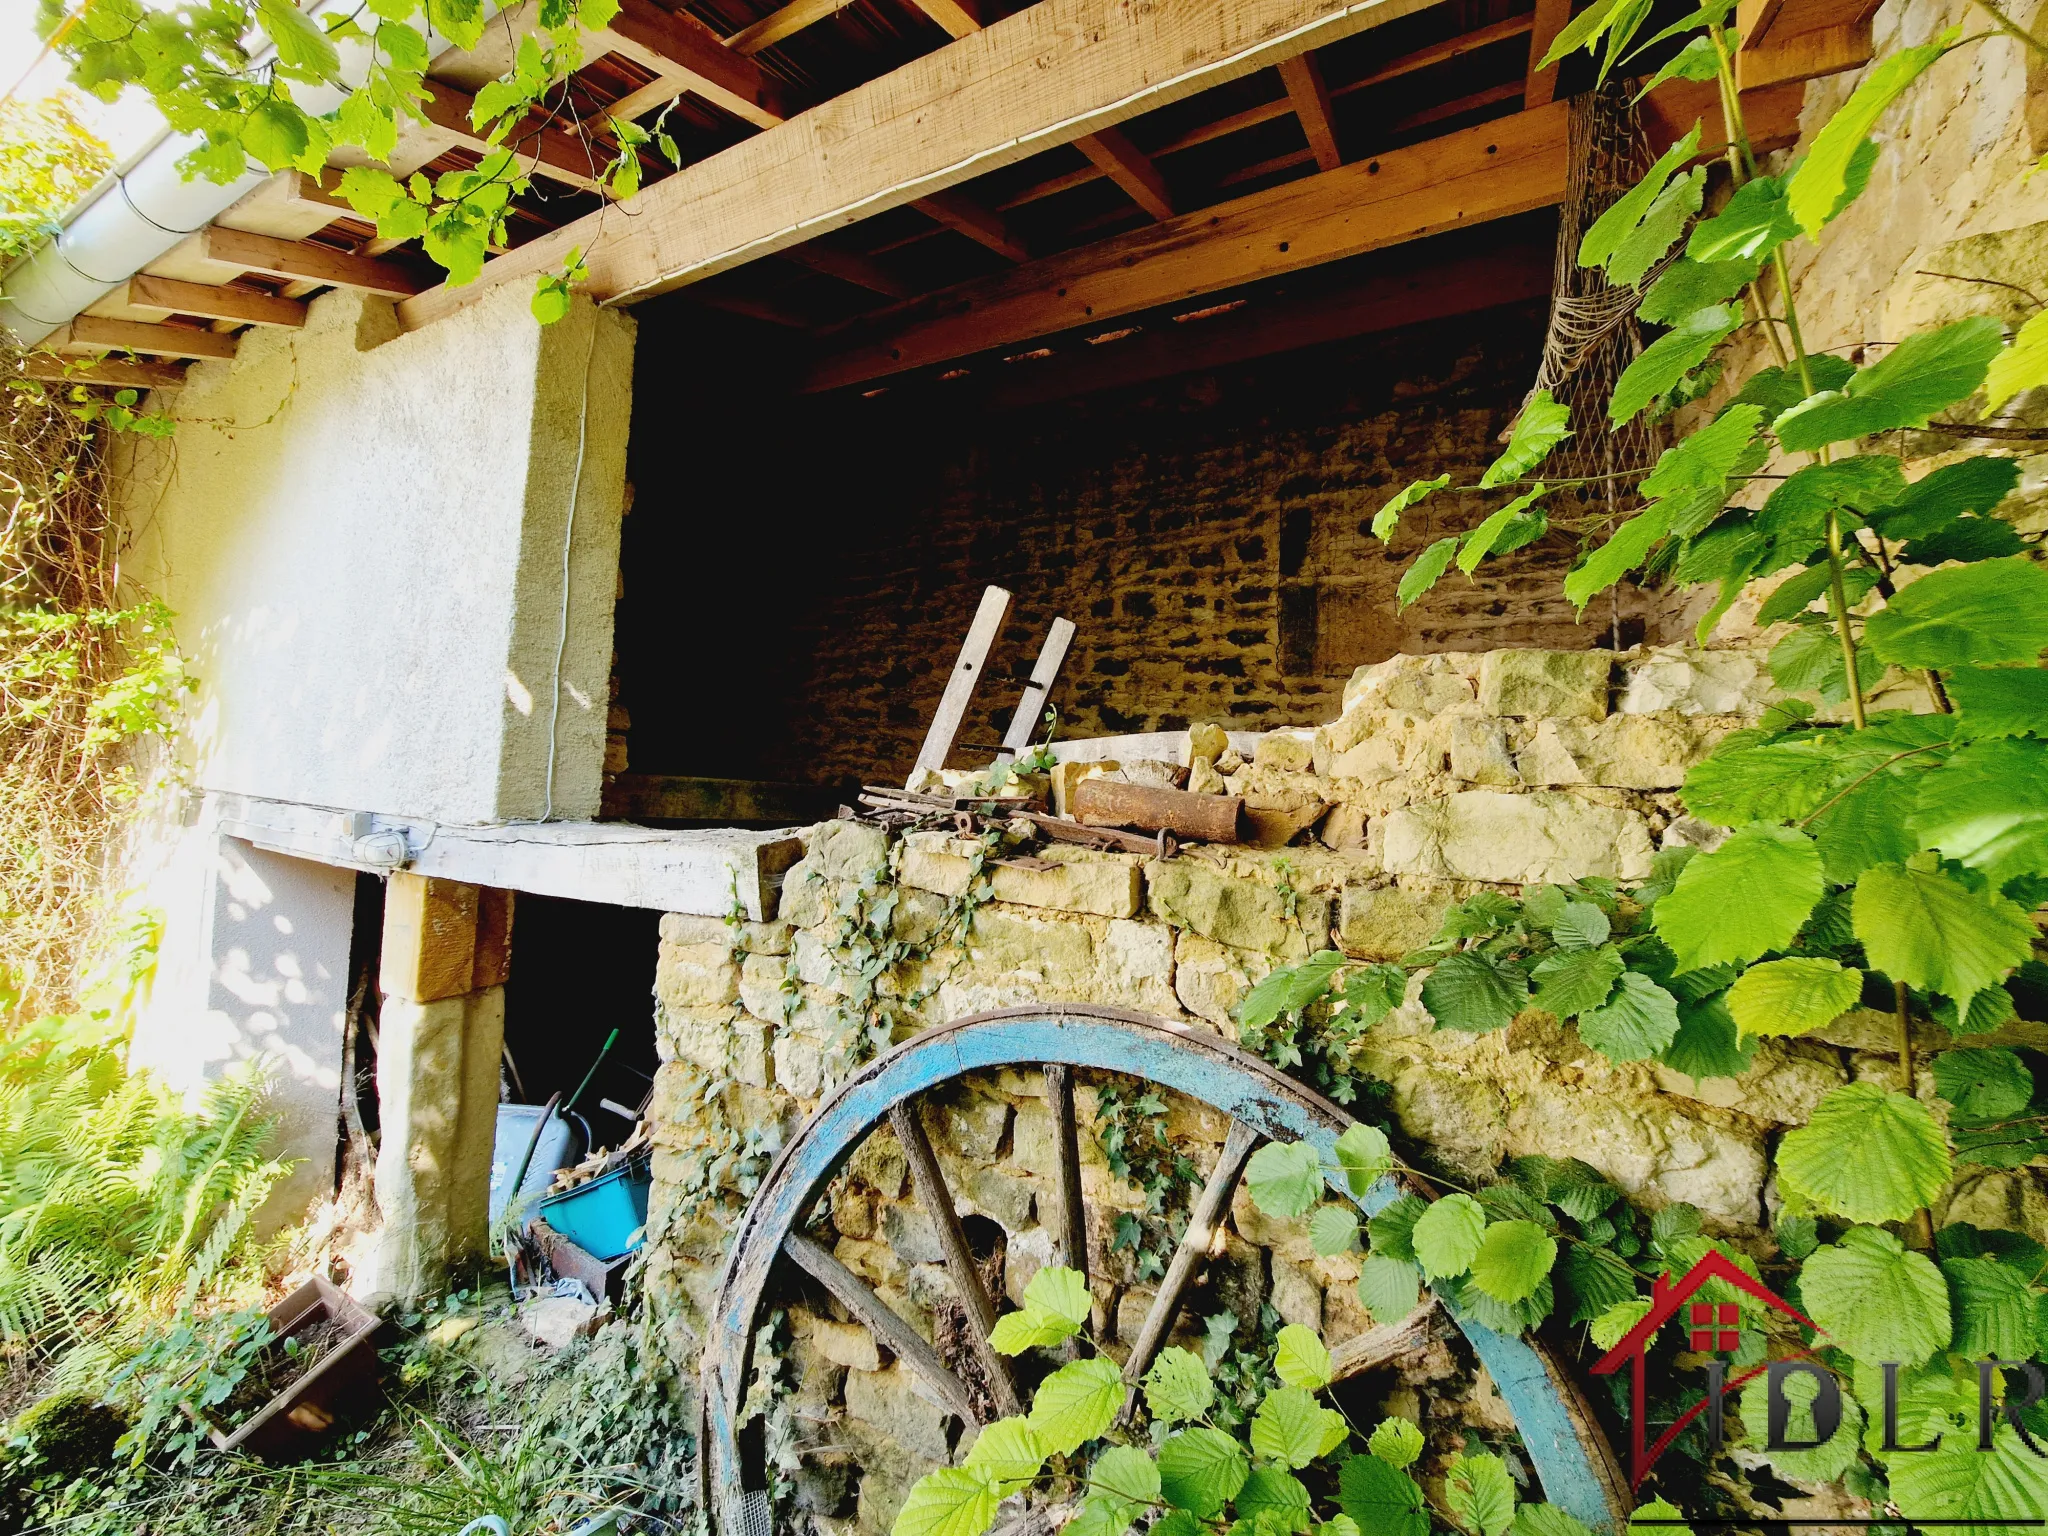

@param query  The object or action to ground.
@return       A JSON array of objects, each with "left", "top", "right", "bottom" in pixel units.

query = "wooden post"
[
  {"left": 999, "top": 616, "right": 1076, "bottom": 758},
  {"left": 907, "top": 585, "right": 1011, "bottom": 788}
]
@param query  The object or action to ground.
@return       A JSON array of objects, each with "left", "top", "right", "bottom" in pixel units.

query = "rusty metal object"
[{"left": 1071, "top": 778, "right": 1243, "bottom": 843}]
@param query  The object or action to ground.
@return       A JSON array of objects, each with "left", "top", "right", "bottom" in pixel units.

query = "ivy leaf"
[
  {"left": 1335, "top": 1124, "right": 1393, "bottom": 1196},
  {"left": 1654, "top": 824, "right": 1824, "bottom": 972},
  {"left": 1421, "top": 952, "right": 1529, "bottom": 1033},
  {"left": 1411, "top": 1193, "right": 1487, "bottom": 1279},
  {"left": 1909, "top": 739, "right": 2048, "bottom": 890},
  {"left": 1253, "top": 1386, "right": 1331, "bottom": 1468},
  {"left": 1337, "top": 1453, "right": 1429, "bottom": 1536},
  {"left": 1028, "top": 1357, "right": 1125, "bottom": 1455},
  {"left": 1867, "top": 456, "right": 2021, "bottom": 542},
  {"left": 1577, "top": 972, "right": 1682, "bottom": 1061},
  {"left": 1563, "top": 503, "right": 1672, "bottom": 612},
  {"left": 1481, "top": 393, "right": 1572, "bottom": 488},
  {"left": 1724, "top": 957, "right": 1862, "bottom": 1040},
  {"left": 1777, "top": 1083, "right": 1954, "bottom": 1225},
  {"left": 1687, "top": 173, "right": 1799, "bottom": 263},
  {"left": 1785, "top": 29, "right": 1959, "bottom": 233},
  {"left": 963, "top": 1418, "right": 1047, "bottom": 1493},
  {"left": 893, "top": 1466, "right": 1002, "bottom": 1536},
  {"left": 1397, "top": 537, "right": 1462, "bottom": 609},
  {"left": 1776, "top": 316, "right": 2006, "bottom": 451},
  {"left": 1157, "top": 1427, "right": 1250, "bottom": 1518},
  {"left": 1868, "top": 558, "right": 2048, "bottom": 670},
  {"left": 1274, "top": 1325, "right": 1333, "bottom": 1391},
  {"left": 1144, "top": 1348, "right": 1215, "bottom": 1426},
  {"left": 1445, "top": 1453, "right": 1517, "bottom": 1536},
  {"left": 1986, "top": 307, "right": 2048, "bottom": 411},
  {"left": 1369, "top": 1417, "right": 1425, "bottom": 1468},
  {"left": 1798, "top": 1225, "right": 1953, "bottom": 1366},
  {"left": 1853, "top": 861, "right": 2037, "bottom": 1010},
  {"left": 1611, "top": 306, "right": 1739, "bottom": 426},
  {"left": 1942, "top": 1257, "right": 2038, "bottom": 1360},
  {"left": 1661, "top": 995, "right": 1756, "bottom": 1080},
  {"left": 1246, "top": 1140, "right": 1325, "bottom": 1220},
  {"left": 1531, "top": 944, "right": 1625, "bottom": 1020},
  {"left": 1467, "top": 1220, "right": 1558, "bottom": 1305},
  {"left": 1356, "top": 1254, "right": 1422, "bottom": 1325},
  {"left": 1310, "top": 1205, "right": 1362, "bottom": 1257},
  {"left": 1933, "top": 1048, "right": 2034, "bottom": 1121},
  {"left": 1373, "top": 476, "right": 1451, "bottom": 540},
  {"left": 1367, "top": 1196, "right": 1426, "bottom": 1263}
]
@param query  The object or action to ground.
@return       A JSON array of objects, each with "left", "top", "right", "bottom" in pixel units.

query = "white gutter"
[{"left": 0, "top": 13, "right": 465, "bottom": 348}]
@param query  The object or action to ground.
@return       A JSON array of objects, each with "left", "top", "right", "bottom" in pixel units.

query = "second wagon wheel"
[{"left": 699, "top": 1004, "right": 1629, "bottom": 1535}]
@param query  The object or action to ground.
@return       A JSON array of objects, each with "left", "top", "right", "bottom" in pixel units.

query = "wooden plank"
[
  {"left": 203, "top": 227, "right": 430, "bottom": 297},
  {"left": 1075, "top": 127, "right": 1175, "bottom": 219},
  {"left": 1278, "top": 52, "right": 1342, "bottom": 170},
  {"left": 396, "top": 0, "right": 1441, "bottom": 328},
  {"left": 785, "top": 242, "right": 916, "bottom": 298},
  {"left": 600, "top": 774, "right": 839, "bottom": 823},
  {"left": 725, "top": 0, "right": 857, "bottom": 53},
  {"left": 50, "top": 316, "right": 238, "bottom": 361},
  {"left": 1121, "top": 1120, "right": 1259, "bottom": 1386},
  {"left": 599, "top": 0, "right": 792, "bottom": 128},
  {"left": 19, "top": 354, "right": 185, "bottom": 388},
  {"left": 1000, "top": 617, "right": 1076, "bottom": 754},
  {"left": 902, "top": 0, "right": 982, "bottom": 38},
  {"left": 1042, "top": 1065, "right": 1089, "bottom": 1279},
  {"left": 1736, "top": 17, "right": 1873, "bottom": 89},
  {"left": 1392, "top": 79, "right": 1523, "bottom": 132},
  {"left": 784, "top": 1229, "right": 982, "bottom": 1423},
  {"left": 912, "top": 191, "right": 1031, "bottom": 261},
  {"left": 890, "top": 1103, "right": 1022, "bottom": 1415},
  {"left": 381, "top": 873, "right": 483, "bottom": 1003},
  {"left": 1524, "top": 0, "right": 1571, "bottom": 108},
  {"left": 1330, "top": 1297, "right": 1436, "bottom": 1380},
  {"left": 121, "top": 274, "right": 307, "bottom": 329},
  {"left": 908, "top": 585, "right": 1011, "bottom": 788},
  {"left": 808, "top": 101, "right": 1572, "bottom": 391},
  {"left": 416, "top": 78, "right": 606, "bottom": 192}
]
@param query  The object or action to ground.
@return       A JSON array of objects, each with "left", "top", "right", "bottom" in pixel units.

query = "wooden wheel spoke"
[
  {"left": 1120, "top": 1119, "right": 1260, "bottom": 1389},
  {"left": 782, "top": 1229, "right": 981, "bottom": 1425},
  {"left": 889, "top": 1102, "right": 1023, "bottom": 1416},
  {"left": 1043, "top": 1064, "right": 1087, "bottom": 1279}
]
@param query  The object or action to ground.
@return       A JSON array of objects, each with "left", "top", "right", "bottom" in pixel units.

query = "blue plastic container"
[{"left": 538, "top": 1161, "right": 651, "bottom": 1261}]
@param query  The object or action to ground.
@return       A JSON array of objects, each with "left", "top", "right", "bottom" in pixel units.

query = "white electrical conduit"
[{"left": 0, "top": 4, "right": 479, "bottom": 347}]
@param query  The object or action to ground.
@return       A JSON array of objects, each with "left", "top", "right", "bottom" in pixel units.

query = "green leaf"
[
  {"left": 1373, "top": 476, "right": 1451, "bottom": 540},
  {"left": 1337, "top": 1454, "right": 1429, "bottom": 1536},
  {"left": 1411, "top": 1193, "right": 1487, "bottom": 1279},
  {"left": 1869, "top": 456, "right": 2021, "bottom": 542},
  {"left": 1724, "top": 957, "right": 1862, "bottom": 1040},
  {"left": 1633, "top": 31, "right": 1721, "bottom": 95},
  {"left": 1767, "top": 625, "right": 1886, "bottom": 707},
  {"left": 1397, "top": 537, "right": 1462, "bottom": 609},
  {"left": 1467, "top": 1220, "right": 1558, "bottom": 1305},
  {"left": 1145, "top": 1348, "right": 1215, "bottom": 1426},
  {"left": 1909, "top": 739, "right": 2048, "bottom": 890},
  {"left": 1446, "top": 1453, "right": 1517, "bottom": 1536},
  {"left": 1274, "top": 1324, "right": 1333, "bottom": 1391},
  {"left": 1757, "top": 563, "right": 1854, "bottom": 625},
  {"left": 1903, "top": 514, "right": 2027, "bottom": 566},
  {"left": 1853, "top": 861, "right": 2037, "bottom": 1010},
  {"left": 1158, "top": 1427, "right": 1250, "bottom": 1518},
  {"left": 1460, "top": 486, "right": 1549, "bottom": 573},
  {"left": 1734, "top": 354, "right": 1856, "bottom": 419},
  {"left": 963, "top": 1418, "right": 1046, "bottom": 1493},
  {"left": 1640, "top": 258, "right": 1762, "bottom": 326},
  {"left": 1577, "top": 972, "right": 1682, "bottom": 1061},
  {"left": 1581, "top": 124, "right": 1703, "bottom": 269},
  {"left": 1942, "top": 1257, "right": 2038, "bottom": 1359},
  {"left": 1356, "top": 1254, "right": 1422, "bottom": 1325},
  {"left": 989, "top": 1306, "right": 1081, "bottom": 1354},
  {"left": 1606, "top": 167, "right": 1706, "bottom": 288},
  {"left": 1028, "top": 1357, "right": 1124, "bottom": 1455},
  {"left": 1611, "top": 306, "right": 1738, "bottom": 426},
  {"left": 1367, "top": 1196, "right": 1426, "bottom": 1263},
  {"left": 1776, "top": 316, "right": 2006, "bottom": 450},
  {"left": 1687, "top": 174, "right": 1798, "bottom": 264},
  {"left": 1024, "top": 1263, "right": 1090, "bottom": 1325},
  {"left": 1089, "top": 1445, "right": 1161, "bottom": 1513},
  {"left": 1786, "top": 30, "right": 1958, "bottom": 233},
  {"left": 242, "top": 96, "right": 311, "bottom": 170},
  {"left": 1736, "top": 1364, "right": 1866, "bottom": 1482},
  {"left": 1518, "top": 1505, "right": 1595, "bottom": 1536},
  {"left": 1310, "top": 1205, "right": 1362, "bottom": 1257},
  {"left": 1661, "top": 995, "right": 1756, "bottom": 1079},
  {"left": 1654, "top": 823, "right": 1823, "bottom": 972},
  {"left": 1334, "top": 1123, "right": 1393, "bottom": 1197},
  {"left": 1340, "top": 964, "right": 1408, "bottom": 1028},
  {"left": 1563, "top": 503, "right": 1671, "bottom": 612},
  {"left": 1934, "top": 1048, "right": 2034, "bottom": 1120},
  {"left": 1870, "top": 558, "right": 2048, "bottom": 673},
  {"left": 1238, "top": 1467, "right": 1313, "bottom": 1528},
  {"left": 1986, "top": 306, "right": 2048, "bottom": 411},
  {"left": 1253, "top": 1386, "right": 1330, "bottom": 1468},
  {"left": 1639, "top": 404, "right": 1766, "bottom": 500},
  {"left": 1798, "top": 1225, "right": 1953, "bottom": 1366},
  {"left": 892, "top": 1466, "right": 1002, "bottom": 1536},
  {"left": 1888, "top": 1426, "right": 2048, "bottom": 1524},
  {"left": 1551, "top": 901, "right": 1611, "bottom": 951},
  {"left": 1421, "top": 951, "right": 1529, "bottom": 1032},
  {"left": 1590, "top": 1297, "right": 1653, "bottom": 1349},
  {"left": 1481, "top": 393, "right": 1572, "bottom": 488},
  {"left": 1246, "top": 1140, "right": 1325, "bottom": 1220},
  {"left": 1369, "top": 1417, "right": 1425, "bottom": 1468},
  {"left": 1680, "top": 737, "right": 1836, "bottom": 826},
  {"left": 991, "top": 1264, "right": 1092, "bottom": 1352},
  {"left": 256, "top": 0, "right": 340, "bottom": 76},
  {"left": 1777, "top": 1083, "right": 1954, "bottom": 1225},
  {"left": 1236, "top": 950, "right": 1347, "bottom": 1029},
  {"left": 1531, "top": 944, "right": 1625, "bottom": 1020}
]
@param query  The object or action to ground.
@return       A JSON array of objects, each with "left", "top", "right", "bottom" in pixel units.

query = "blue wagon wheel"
[{"left": 699, "top": 1004, "right": 1629, "bottom": 1535}]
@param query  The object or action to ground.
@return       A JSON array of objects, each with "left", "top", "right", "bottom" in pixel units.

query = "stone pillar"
[{"left": 367, "top": 873, "right": 514, "bottom": 1302}]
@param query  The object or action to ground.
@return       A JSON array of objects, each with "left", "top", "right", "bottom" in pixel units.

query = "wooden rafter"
[
  {"left": 118, "top": 275, "right": 307, "bottom": 328},
  {"left": 1075, "top": 126, "right": 1175, "bottom": 219},
  {"left": 784, "top": 242, "right": 915, "bottom": 297},
  {"left": 600, "top": 0, "right": 791, "bottom": 127},
  {"left": 1525, "top": 0, "right": 1571, "bottom": 107},
  {"left": 1278, "top": 52, "right": 1342, "bottom": 170},
  {"left": 900, "top": 0, "right": 982, "bottom": 39},
  {"left": 417, "top": 78, "right": 607, "bottom": 192},
  {"left": 912, "top": 190, "right": 1032, "bottom": 261},
  {"left": 725, "top": 0, "right": 859, "bottom": 54},
  {"left": 21, "top": 353, "right": 187, "bottom": 387},
  {"left": 202, "top": 227, "right": 430, "bottom": 297},
  {"left": 49, "top": 316, "right": 239, "bottom": 361}
]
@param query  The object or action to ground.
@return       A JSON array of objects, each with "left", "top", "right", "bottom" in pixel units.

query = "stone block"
[
  {"left": 1514, "top": 715, "right": 1725, "bottom": 791},
  {"left": 951, "top": 907, "right": 1099, "bottom": 998},
  {"left": 1503, "top": 1080, "right": 1764, "bottom": 1228},
  {"left": 845, "top": 1365, "right": 954, "bottom": 1463},
  {"left": 655, "top": 1005, "right": 770, "bottom": 1088},
  {"left": 655, "top": 940, "right": 740, "bottom": 1009},
  {"left": 882, "top": 1203, "right": 946, "bottom": 1266},
  {"left": 1338, "top": 883, "right": 1452, "bottom": 960},
  {"left": 1342, "top": 653, "right": 1478, "bottom": 716},
  {"left": 836, "top": 1235, "right": 908, "bottom": 1292},
  {"left": 933, "top": 1090, "right": 1010, "bottom": 1160},
  {"left": 1386, "top": 1062, "right": 1508, "bottom": 1181},
  {"left": 1617, "top": 647, "right": 1771, "bottom": 716},
  {"left": 1654, "top": 1040, "right": 1845, "bottom": 1124},
  {"left": 1003, "top": 1225, "right": 1057, "bottom": 1307},
  {"left": 778, "top": 863, "right": 834, "bottom": 928},
  {"left": 1146, "top": 859, "right": 1331, "bottom": 958},
  {"left": 1316, "top": 709, "right": 1426, "bottom": 784},
  {"left": 739, "top": 950, "right": 792, "bottom": 1024},
  {"left": 1173, "top": 933, "right": 1269, "bottom": 1030},
  {"left": 851, "top": 1129, "right": 908, "bottom": 1197},
  {"left": 773, "top": 1006, "right": 844, "bottom": 1100},
  {"left": 1095, "top": 919, "right": 1181, "bottom": 1016},
  {"left": 659, "top": 912, "right": 793, "bottom": 955},
  {"left": 1377, "top": 791, "right": 1655, "bottom": 884},
  {"left": 809, "top": 819, "right": 892, "bottom": 882},
  {"left": 1477, "top": 649, "right": 1612, "bottom": 720},
  {"left": 899, "top": 833, "right": 1144, "bottom": 919},
  {"left": 1446, "top": 716, "right": 1517, "bottom": 785},
  {"left": 1256, "top": 730, "right": 1317, "bottom": 772},
  {"left": 1271, "top": 1256, "right": 1324, "bottom": 1332},
  {"left": 962, "top": 1166, "right": 1035, "bottom": 1232},
  {"left": 1320, "top": 802, "right": 1369, "bottom": 850},
  {"left": 1207, "top": 1231, "right": 1267, "bottom": 1329},
  {"left": 519, "top": 1294, "right": 600, "bottom": 1349}
]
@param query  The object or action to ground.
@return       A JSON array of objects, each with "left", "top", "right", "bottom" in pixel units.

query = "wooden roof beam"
[
  {"left": 21, "top": 353, "right": 187, "bottom": 388},
  {"left": 203, "top": 227, "right": 431, "bottom": 297},
  {"left": 912, "top": 190, "right": 1031, "bottom": 261},
  {"left": 49, "top": 316, "right": 239, "bottom": 361},
  {"left": 417, "top": 79, "right": 607, "bottom": 192},
  {"left": 1278, "top": 52, "right": 1342, "bottom": 170},
  {"left": 725, "top": 0, "right": 859, "bottom": 53},
  {"left": 119, "top": 274, "right": 308, "bottom": 328},
  {"left": 784, "top": 243, "right": 916, "bottom": 297},
  {"left": 599, "top": 0, "right": 791, "bottom": 128},
  {"left": 901, "top": 0, "right": 982, "bottom": 39},
  {"left": 1075, "top": 126, "right": 1175, "bottom": 219},
  {"left": 1525, "top": 0, "right": 1570, "bottom": 107}
]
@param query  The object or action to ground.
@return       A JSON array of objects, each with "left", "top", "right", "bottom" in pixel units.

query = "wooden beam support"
[
  {"left": 1075, "top": 126, "right": 1175, "bottom": 219},
  {"left": 397, "top": 0, "right": 1436, "bottom": 328},
  {"left": 901, "top": 0, "right": 982, "bottom": 38},
  {"left": 912, "top": 191, "right": 1031, "bottom": 261},
  {"left": 120, "top": 274, "right": 308, "bottom": 329},
  {"left": 1524, "top": 0, "right": 1571, "bottom": 107},
  {"left": 417, "top": 78, "right": 606, "bottom": 192},
  {"left": 1278, "top": 52, "right": 1342, "bottom": 170},
  {"left": 49, "top": 316, "right": 237, "bottom": 361},
  {"left": 1736, "top": 17, "right": 1874, "bottom": 88},
  {"left": 601, "top": 0, "right": 791, "bottom": 128},
  {"left": 784, "top": 242, "right": 916, "bottom": 298},
  {"left": 784, "top": 1231, "right": 982, "bottom": 1424},
  {"left": 725, "top": 0, "right": 857, "bottom": 53},
  {"left": 20, "top": 354, "right": 186, "bottom": 388},
  {"left": 203, "top": 227, "right": 430, "bottom": 297}
]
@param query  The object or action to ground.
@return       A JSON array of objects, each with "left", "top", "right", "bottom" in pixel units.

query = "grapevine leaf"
[
  {"left": 1411, "top": 1193, "right": 1487, "bottom": 1279},
  {"left": 1798, "top": 1225, "right": 1953, "bottom": 1366},
  {"left": 1777, "top": 1083, "right": 1953, "bottom": 1225},
  {"left": 1724, "top": 957, "right": 1862, "bottom": 1040},
  {"left": 1852, "top": 861, "right": 2037, "bottom": 1010},
  {"left": 1653, "top": 824, "right": 1824, "bottom": 972}
]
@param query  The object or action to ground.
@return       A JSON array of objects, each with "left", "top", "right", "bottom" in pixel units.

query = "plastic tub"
[
  {"left": 490, "top": 1104, "right": 586, "bottom": 1226},
  {"left": 538, "top": 1161, "right": 651, "bottom": 1261}
]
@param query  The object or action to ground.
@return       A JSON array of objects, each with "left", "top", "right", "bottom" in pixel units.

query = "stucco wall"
[{"left": 118, "top": 284, "right": 635, "bottom": 825}]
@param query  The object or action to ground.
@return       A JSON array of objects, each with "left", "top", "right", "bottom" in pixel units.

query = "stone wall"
[{"left": 633, "top": 644, "right": 1883, "bottom": 1534}]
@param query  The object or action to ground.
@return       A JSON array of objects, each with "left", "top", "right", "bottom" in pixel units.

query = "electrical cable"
[{"left": 540, "top": 305, "right": 601, "bottom": 822}]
